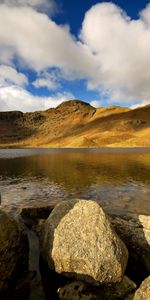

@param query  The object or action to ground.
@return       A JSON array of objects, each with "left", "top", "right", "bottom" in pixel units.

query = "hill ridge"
[{"left": 0, "top": 100, "right": 150, "bottom": 147}]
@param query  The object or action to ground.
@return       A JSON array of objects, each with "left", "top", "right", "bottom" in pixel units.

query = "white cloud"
[
  {"left": 0, "top": 2, "right": 150, "bottom": 108},
  {"left": 0, "top": 85, "right": 74, "bottom": 112},
  {"left": 33, "top": 71, "right": 60, "bottom": 90},
  {"left": 33, "top": 78, "right": 58, "bottom": 89},
  {"left": 0, "top": 65, "right": 28, "bottom": 86},
  {"left": 0, "top": 0, "right": 56, "bottom": 13},
  {"left": 140, "top": 3, "right": 150, "bottom": 25},
  {"left": 130, "top": 100, "right": 150, "bottom": 109},
  {"left": 0, "top": 5, "right": 97, "bottom": 74},
  {"left": 90, "top": 100, "right": 103, "bottom": 108},
  {"left": 80, "top": 3, "right": 150, "bottom": 105}
]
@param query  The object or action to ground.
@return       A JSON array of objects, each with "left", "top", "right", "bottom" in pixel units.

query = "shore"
[{"left": 0, "top": 199, "right": 150, "bottom": 299}]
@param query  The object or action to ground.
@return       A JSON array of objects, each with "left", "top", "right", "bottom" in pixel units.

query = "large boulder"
[
  {"left": 0, "top": 210, "right": 29, "bottom": 295},
  {"left": 110, "top": 213, "right": 150, "bottom": 278},
  {"left": 133, "top": 276, "right": 150, "bottom": 300},
  {"left": 40, "top": 200, "right": 128, "bottom": 284}
]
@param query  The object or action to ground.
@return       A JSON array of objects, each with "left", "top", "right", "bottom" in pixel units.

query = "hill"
[{"left": 0, "top": 100, "right": 150, "bottom": 147}]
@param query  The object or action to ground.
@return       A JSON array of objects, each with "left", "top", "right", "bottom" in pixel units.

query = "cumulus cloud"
[
  {"left": 90, "top": 100, "right": 103, "bottom": 108},
  {"left": 80, "top": 3, "right": 150, "bottom": 105},
  {"left": 0, "top": 4, "right": 97, "bottom": 74},
  {"left": 0, "top": 65, "right": 28, "bottom": 86},
  {"left": 0, "top": 0, "right": 56, "bottom": 13},
  {"left": 33, "top": 78, "right": 58, "bottom": 90},
  {"left": 0, "top": 2, "right": 150, "bottom": 110},
  {"left": 33, "top": 70, "right": 60, "bottom": 90},
  {"left": 0, "top": 85, "right": 74, "bottom": 112}
]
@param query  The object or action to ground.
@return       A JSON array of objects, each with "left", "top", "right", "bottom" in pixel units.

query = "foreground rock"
[
  {"left": 110, "top": 213, "right": 150, "bottom": 279},
  {"left": 40, "top": 199, "right": 128, "bottom": 284},
  {"left": 0, "top": 210, "right": 29, "bottom": 295},
  {"left": 133, "top": 276, "right": 150, "bottom": 300},
  {"left": 19, "top": 200, "right": 62, "bottom": 228},
  {"left": 58, "top": 276, "right": 136, "bottom": 300}
]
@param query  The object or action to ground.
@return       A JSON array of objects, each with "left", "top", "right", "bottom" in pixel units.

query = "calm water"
[{"left": 0, "top": 148, "right": 150, "bottom": 215}]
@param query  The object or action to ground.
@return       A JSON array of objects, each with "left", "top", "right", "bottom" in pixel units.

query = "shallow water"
[
  {"left": 1, "top": 148, "right": 150, "bottom": 300},
  {"left": 0, "top": 148, "right": 150, "bottom": 215}
]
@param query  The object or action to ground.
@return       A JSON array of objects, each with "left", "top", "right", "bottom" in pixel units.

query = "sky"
[{"left": 0, "top": 0, "right": 150, "bottom": 112}]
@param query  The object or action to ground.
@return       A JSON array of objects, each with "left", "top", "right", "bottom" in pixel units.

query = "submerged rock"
[
  {"left": 133, "top": 276, "right": 150, "bottom": 300},
  {"left": 0, "top": 210, "right": 29, "bottom": 295},
  {"left": 58, "top": 276, "right": 136, "bottom": 300},
  {"left": 40, "top": 199, "right": 128, "bottom": 285}
]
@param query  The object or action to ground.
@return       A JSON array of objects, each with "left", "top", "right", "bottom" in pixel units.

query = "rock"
[
  {"left": 103, "top": 275, "right": 136, "bottom": 299},
  {"left": 133, "top": 276, "right": 150, "bottom": 300},
  {"left": 109, "top": 213, "right": 150, "bottom": 281},
  {"left": 19, "top": 199, "right": 62, "bottom": 227},
  {"left": 58, "top": 280, "right": 100, "bottom": 300},
  {"left": 58, "top": 276, "right": 136, "bottom": 300},
  {"left": 0, "top": 111, "right": 23, "bottom": 121},
  {"left": 125, "top": 295, "right": 134, "bottom": 300},
  {"left": 0, "top": 210, "right": 29, "bottom": 295},
  {"left": 40, "top": 199, "right": 128, "bottom": 284},
  {"left": 32, "top": 219, "right": 46, "bottom": 236}
]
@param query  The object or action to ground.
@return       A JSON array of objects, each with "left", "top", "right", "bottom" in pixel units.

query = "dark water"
[
  {"left": 0, "top": 148, "right": 150, "bottom": 214},
  {"left": 1, "top": 148, "right": 150, "bottom": 300}
]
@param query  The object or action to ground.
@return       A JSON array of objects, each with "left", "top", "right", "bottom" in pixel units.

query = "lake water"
[{"left": 0, "top": 148, "right": 150, "bottom": 215}]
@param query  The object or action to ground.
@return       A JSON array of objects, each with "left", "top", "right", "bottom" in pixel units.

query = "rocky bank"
[{"left": 0, "top": 199, "right": 150, "bottom": 299}]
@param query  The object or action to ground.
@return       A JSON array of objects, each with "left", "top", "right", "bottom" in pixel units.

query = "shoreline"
[
  {"left": 1, "top": 200, "right": 150, "bottom": 299},
  {"left": 0, "top": 146, "right": 150, "bottom": 160},
  {"left": 1, "top": 146, "right": 150, "bottom": 151}
]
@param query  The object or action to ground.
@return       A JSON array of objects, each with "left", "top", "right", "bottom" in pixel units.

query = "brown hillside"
[{"left": 0, "top": 100, "right": 150, "bottom": 147}]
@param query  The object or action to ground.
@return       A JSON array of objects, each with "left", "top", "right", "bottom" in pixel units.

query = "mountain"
[{"left": 0, "top": 100, "right": 150, "bottom": 147}]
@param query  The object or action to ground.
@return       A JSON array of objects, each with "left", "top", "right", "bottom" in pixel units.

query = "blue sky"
[
  {"left": 0, "top": 0, "right": 150, "bottom": 111},
  {"left": 54, "top": 0, "right": 150, "bottom": 34}
]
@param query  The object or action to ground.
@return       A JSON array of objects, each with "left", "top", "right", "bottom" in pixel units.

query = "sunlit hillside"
[{"left": 0, "top": 100, "right": 150, "bottom": 148}]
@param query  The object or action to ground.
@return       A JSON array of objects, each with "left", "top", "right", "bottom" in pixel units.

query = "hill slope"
[{"left": 0, "top": 100, "right": 150, "bottom": 147}]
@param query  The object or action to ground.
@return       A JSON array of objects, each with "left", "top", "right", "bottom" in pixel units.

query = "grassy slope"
[{"left": 0, "top": 100, "right": 150, "bottom": 148}]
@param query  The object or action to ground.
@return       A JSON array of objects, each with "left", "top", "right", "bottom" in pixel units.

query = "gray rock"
[
  {"left": 0, "top": 210, "right": 29, "bottom": 295},
  {"left": 133, "top": 276, "right": 150, "bottom": 300},
  {"left": 110, "top": 213, "right": 150, "bottom": 273},
  {"left": 58, "top": 276, "right": 136, "bottom": 300},
  {"left": 40, "top": 199, "right": 128, "bottom": 284}
]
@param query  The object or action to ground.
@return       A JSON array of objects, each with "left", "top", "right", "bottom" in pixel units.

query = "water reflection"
[{"left": 0, "top": 150, "right": 150, "bottom": 214}]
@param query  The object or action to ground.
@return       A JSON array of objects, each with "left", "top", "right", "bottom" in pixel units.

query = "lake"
[{"left": 0, "top": 148, "right": 150, "bottom": 215}]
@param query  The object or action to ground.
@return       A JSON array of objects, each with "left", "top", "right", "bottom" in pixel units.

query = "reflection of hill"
[
  {"left": 0, "top": 100, "right": 150, "bottom": 147},
  {"left": 1, "top": 152, "right": 150, "bottom": 189}
]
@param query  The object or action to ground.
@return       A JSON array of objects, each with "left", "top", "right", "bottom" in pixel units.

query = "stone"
[
  {"left": 0, "top": 210, "right": 29, "bottom": 295},
  {"left": 58, "top": 280, "right": 100, "bottom": 300},
  {"left": 109, "top": 213, "right": 150, "bottom": 279},
  {"left": 40, "top": 199, "right": 128, "bottom": 284},
  {"left": 133, "top": 276, "right": 150, "bottom": 300},
  {"left": 19, "top": 200, "right": 62, "bottom": 221},
  {"left": 58, "top": 276, "right": 136, "bottom": 300},
  {"left": 104, "top": 275, "right": 136, "bottom": 299}
]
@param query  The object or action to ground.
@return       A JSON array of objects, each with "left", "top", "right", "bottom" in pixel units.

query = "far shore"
[{"left": 0, "top": 146, "right": 150, "bottom": 160}]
